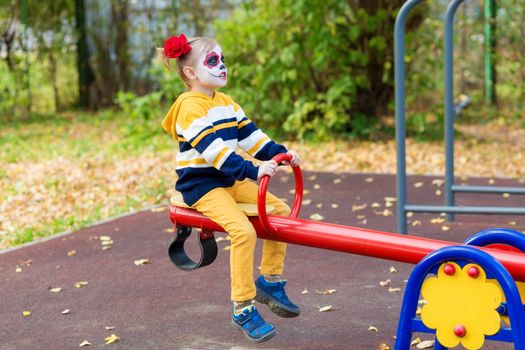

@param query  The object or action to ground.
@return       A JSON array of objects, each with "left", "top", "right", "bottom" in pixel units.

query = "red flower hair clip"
[{"left": 164, "top": 34, "right": 191, "bottom": 59}]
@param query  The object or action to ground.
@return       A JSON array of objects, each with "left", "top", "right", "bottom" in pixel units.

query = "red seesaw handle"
[{"left": 258, "top": 153, "right": 304, "bottom": 234}]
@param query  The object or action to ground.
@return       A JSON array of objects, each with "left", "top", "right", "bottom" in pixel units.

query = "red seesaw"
[{"left": 168, "top": 154, "right": 525, "bottom": 282}]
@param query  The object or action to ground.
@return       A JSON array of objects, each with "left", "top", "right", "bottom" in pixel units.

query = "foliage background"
[{"left": 0, "top": 0, "right": 524, "bottom": 248}]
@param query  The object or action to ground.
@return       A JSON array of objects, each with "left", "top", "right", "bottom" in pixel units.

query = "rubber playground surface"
[{"left": 1, "top": 171, "right": 523, "bottom": 350}]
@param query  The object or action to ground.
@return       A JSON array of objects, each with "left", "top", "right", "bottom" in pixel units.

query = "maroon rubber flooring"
[{"left": 1, "top": 172, "right": 523, "bottom": 349}]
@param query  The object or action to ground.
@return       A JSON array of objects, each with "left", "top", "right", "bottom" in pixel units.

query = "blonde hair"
[{"left": 157, "top": 37, "right": 217, "bottom": 89}]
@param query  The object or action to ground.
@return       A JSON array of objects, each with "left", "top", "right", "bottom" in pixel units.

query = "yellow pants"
[{"left": 193, "top": 180, "right": 290, "bottom": 302}]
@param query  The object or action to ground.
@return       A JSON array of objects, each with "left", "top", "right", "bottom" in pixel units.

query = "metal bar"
[
  {"left": 406, "top": 205, "right": 525, "bottom": 214},
  {"left": 452, "top": 185, "right": 525, "bottom": 194},
  {"left": 171, "top": 206, "right": 525, "bottom": 282},
  {"left": 444, "top": 0, "right": 466, "bottom": 222},
  {"left": 484, "top": 0, "right": 496, "bottom": 104},
  {"left": 395, "top": 0, "right": 425, "bottom": 234}
]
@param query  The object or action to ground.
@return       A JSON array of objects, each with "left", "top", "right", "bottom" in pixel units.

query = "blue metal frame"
[
  {"left": 395, "top": 245, "right": 525, "bottom": 349},
  {"left": 395, "top": 0, "right": 524, "bottom": 233}
]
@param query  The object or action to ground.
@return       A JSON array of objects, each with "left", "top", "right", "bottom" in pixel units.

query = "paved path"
[{"left": 1, "top": 172, "right": 523, "bottom": 349}]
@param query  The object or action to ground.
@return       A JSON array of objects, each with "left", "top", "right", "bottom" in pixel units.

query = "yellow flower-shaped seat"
[{"left": 421, "top": 262, "right": 502, "bottom": 349}]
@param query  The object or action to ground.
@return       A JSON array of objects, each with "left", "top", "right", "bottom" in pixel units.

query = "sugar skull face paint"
[{"left": 195, "top": 45, "right": 227, "bottom": 88}]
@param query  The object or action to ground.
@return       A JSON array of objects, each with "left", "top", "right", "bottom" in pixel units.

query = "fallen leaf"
[
  {"left": 316, "top": 289, "right": 337, "bottom": 295},
  {"left": 333, "top": 178, "right": 342, "bottom": 184},
  {"left": 430, "top": 217, "right": 445, "bottom": 224},
  {"left": 411, "top": 220, "right": 422, "bottom": 226},
  {"left": 414, "top": 182, "right": 423, "bottom": 188},
  {"left": 435, "top": 190, "right": 442, "bottom": 196},
  {"left": 164, "top": 228, "right": 175, "bottom": 233},
  {"left": 352, "top": 204, "right": 368, "bottom": 212},
  {"left": 388, "top": 287, "right": 401, "bottom": 293},
  {"left": 509, "top": 221, "right": 517, "bottom": 226},
  {"left": 79, "top": 340, "right": 91, "bottom": 347},
  {"left": 105, "top": 326, "right": 115, "bottom": 330},
  {"left": 215, "top": 237, "right": 227, "bottom": 243},
  {"left": 441, "top": 226, "right": 450, "bottom": 232},
  {"left": 410, "top": 337, "right": 421, "bottom": 346},
  {"left": 99, "top": 236, "right": 112, "bottom": 241},
  {"left": 406, "top": 212, "right": 414, "bottom": 218},
  {"left": 385, "top": 201, "right": 392, "bottom": 208},
  {"left": 389, "top": 267, "right": 397, "bottom": 273},
  {"left": 313, "top": 184, "right": 321, "bottom": 189},
  {"left": 301, "top": 289, "right": 309, "bottom": 294},
  {"left": 74, "top": 281, "right": 88, "bottom": 288},
  {"left": 377, "top": 343, "right": 390, "bottom": 350},
  {"left": 503, "top": 193, "right": 510, "bottom": 198},
  {"left": 384, "top": 197, "right": 397, "bottom": 202},
  {"left": 134, "top": 259, "right": 150, "bottom": 266},
  {"left": 102, "top": 246, "right": 112, "bottom": 251},
  {"left": 318, "top": 305, "right": 333, "bottom": 312},
  {"left": 310, "top": 213, "right": 324, "bottom": 221},
  {"left": 379, "top": 279, "right": 391, "bottom": 287},
  {"left": 15, "top": 266, "right": 22, "bottom": 273},
  {"left": 331, "top": 203, "right": 339, "bottom": 209},
  {"left": 371, "top": 202, "right": 381, "bottom": 208},
  {"left": 356, "top": 215, "right": 366, "bottom": 219},
  {"left": 49, "top": 287, "right": 62, "bottom": 293},
  {"left": 416, "top": 306, "right": 422, "bottom": 315},
  {"left": 316, "top": 203, "right": 323, "bottom": 208},
  {"left": 101, "top": 240, "right": 114, "bottom": 246},
  {"left": 23, "top": 311, "right": 31, "bottom": 317},
  {"left": 21, "top": 259, "right": 32, "bottom": 266},
  {"left": 431, "top": 179, "right": 444, "bottom": 186},
  {"left": 307, "top": 175, "right": 317, "bottom": 181},
  {"left": 223, "top": 246, "right": 231, "bottom": 251},
  {"left": 62, "top": 309, "right": 71, "bottom": 315},
  {"left": 68, "top": 250, "right": 77, "bottom": 256},
  {"left": 302, "top": 199, "right": 312, "bottom": 205},
  {"left": 368, "top": 325, "right": 378, "bottom": 332},
  {"left": 365, "top": 177, "right": 374, "bottom": 183},
  {"left": 151, "top": 206, "right": 167, "bottom": 212},
  {"left": 416, "top": 340, "right": 435, "bottom": 349},
  {"left": 104, "top": 334, "right": 121, "bottom": 344}
]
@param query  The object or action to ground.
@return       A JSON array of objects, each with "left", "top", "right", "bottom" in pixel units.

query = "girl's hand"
[
  {"left": 286, "top": 150, "right": 301, "bottom": 167},
  {"left": 257, "top": 160, "right": 278, "bottom": 180}
]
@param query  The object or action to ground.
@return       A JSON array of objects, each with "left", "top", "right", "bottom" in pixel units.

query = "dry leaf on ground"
[
  {"left": 318, "top": 305, "right": 333, "bottom": 312},
  {"left": 104, "top": 334, "right": 121, "bottom": 344}
]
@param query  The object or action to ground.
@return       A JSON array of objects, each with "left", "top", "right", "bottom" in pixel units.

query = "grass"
[{"left": 1, "top": 105, "right": 524, "bottom": 250}]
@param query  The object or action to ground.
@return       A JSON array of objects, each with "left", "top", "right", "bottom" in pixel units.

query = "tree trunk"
[{"left": 348, "top": 0, "right": 424, "bottom": 120}]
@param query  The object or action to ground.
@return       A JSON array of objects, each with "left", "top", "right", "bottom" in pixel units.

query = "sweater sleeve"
[
  {"left": 177, "top": 102, "right": 259, "bottom": 181},
  {"left": 234, "top": 105, "right": 288, "bottom": 161}
]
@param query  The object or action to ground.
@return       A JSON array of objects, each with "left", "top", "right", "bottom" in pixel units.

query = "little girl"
[{"left": 159, "top": 34, "right": 300, "bottom": 343}]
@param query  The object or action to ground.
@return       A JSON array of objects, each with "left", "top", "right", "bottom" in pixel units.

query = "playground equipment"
[
  {"left": 168, "top": 154, "right": 525, "bottom": 349},
  {"left": 395, "top": 0, "right": 525, "bottom": 234}
]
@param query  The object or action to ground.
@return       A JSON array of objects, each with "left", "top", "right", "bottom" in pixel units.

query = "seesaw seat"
[
  {"left": 168, "top": 192, "right": 277, "bottom": 271},
  {"left": 170, "top": 193, "right": 276, "bottom": 216}
]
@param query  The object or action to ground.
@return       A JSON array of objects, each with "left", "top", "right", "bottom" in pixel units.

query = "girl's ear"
[{"left": 183, "top": 66, "right": 197, "bottom": 81}]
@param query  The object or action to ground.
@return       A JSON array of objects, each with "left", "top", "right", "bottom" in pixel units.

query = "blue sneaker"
[
  {"left": 232, "top": 305, "right": 276, "bottom": 342},
  {"left": 255, "top": 276, "right": 300, "bottom": 318}
]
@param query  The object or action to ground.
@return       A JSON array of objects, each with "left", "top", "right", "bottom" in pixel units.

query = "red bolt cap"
[
  {"left": 443, "top": 263, "right": 456, "bottom": 276},
  {"left": 454, "top": 324, "right": 466, "bottom": 337},
  {"left": 467, "top": 266, "right": 480, "bottom": 278}
]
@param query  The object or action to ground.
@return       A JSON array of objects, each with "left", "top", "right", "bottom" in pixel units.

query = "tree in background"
[{"left": 215, "top": 0, "right": 424, "bottom": 140}]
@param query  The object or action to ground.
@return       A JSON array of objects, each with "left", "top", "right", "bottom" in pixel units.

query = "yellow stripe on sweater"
[
  {"left": 190, "top": 128, "right": 214, "bottom": 147},
  {"left": 238, "top": 119, "right": 251, "bottom": 128},
  {"left": 212, "top": 147, "right": 231, "bottom": 168},
  {"left": 247, "top": 136, "right": 270, "bottom": 155},
  {"left": 214, "top": 121, "right": 238, "bottom": 130}
]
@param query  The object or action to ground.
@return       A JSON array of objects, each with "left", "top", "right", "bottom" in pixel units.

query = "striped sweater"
[{"left": 162, "top": 91, "right": 287, "bottom": 206}]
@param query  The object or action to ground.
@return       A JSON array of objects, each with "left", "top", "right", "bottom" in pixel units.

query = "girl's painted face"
[{"left": 195, "top": 44, "right": 227, "bottom": 88}]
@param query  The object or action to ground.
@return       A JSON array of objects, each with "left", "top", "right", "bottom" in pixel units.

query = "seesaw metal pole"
[{"left": 171, "top": 206, "right": 525, "bottom": 283}]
